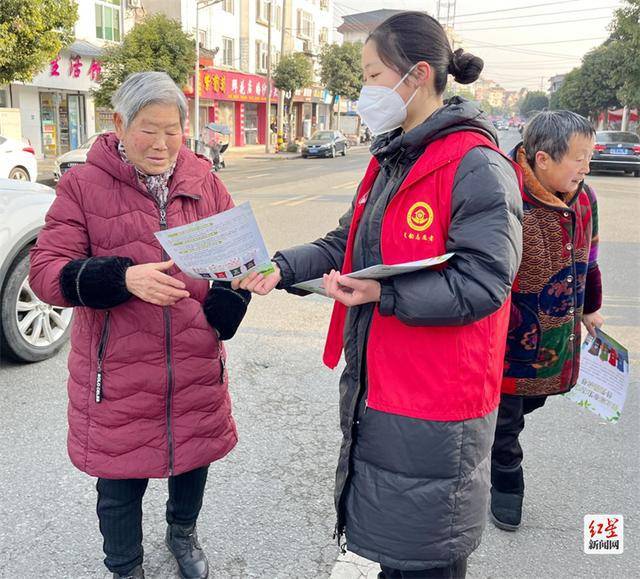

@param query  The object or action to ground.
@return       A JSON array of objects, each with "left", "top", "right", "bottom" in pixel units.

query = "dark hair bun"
[{"left": 448, "top": 48, "right": 484, "bottom": 84}]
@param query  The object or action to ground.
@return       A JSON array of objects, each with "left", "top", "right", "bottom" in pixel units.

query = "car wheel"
[
  {"left": 342, "top": 144, "right": 347, "bottom": 156},
  {"left": 330, "top": 146, "right": 336, "bottom": 158},
  {"left": 634, "top": 170, "right": 640, "bottom": 177},
  {"left": 0, "top": 250, "right": 73, "bottom": 362},
  {"left": 8, "top": 166, "right": 30, "bottom": 181},
  {"left": 301, "top": 154, "right": 308, "bottom": 158}
]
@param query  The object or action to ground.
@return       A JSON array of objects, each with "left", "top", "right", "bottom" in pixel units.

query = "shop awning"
[{"left": 68, "top": 40, "right": 103, "bottom": 58}]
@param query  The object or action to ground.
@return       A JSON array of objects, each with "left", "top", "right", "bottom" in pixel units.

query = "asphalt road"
[{"left": 1, "top": 129, "right": 638, "bottom": 578}]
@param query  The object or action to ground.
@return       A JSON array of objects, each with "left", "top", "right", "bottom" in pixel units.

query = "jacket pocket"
[
  {"left": 95, "top": 311, "right": 111, "bottom": 403},
  {"left": 505, "top": 299, "right": 541, "bottom": 363}
]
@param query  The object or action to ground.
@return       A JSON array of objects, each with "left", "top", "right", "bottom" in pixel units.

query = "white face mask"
[{"left": 357, "top": 66, "right": 419, "bottom": 136}]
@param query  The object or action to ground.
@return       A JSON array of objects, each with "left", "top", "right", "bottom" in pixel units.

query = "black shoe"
[
  {"left": 166, "top": 523, "right": 209, "bottom": 579},
  {"left": 490, "top": 487, "right": 523, "bottom": 531},
  {"left": 113, "top": 565, "right": 145, "bottom": 579}
]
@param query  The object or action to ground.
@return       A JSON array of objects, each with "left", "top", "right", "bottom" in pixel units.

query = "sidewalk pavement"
[{"left": 223, "top": 143, "right": 301, "bottom": 161}]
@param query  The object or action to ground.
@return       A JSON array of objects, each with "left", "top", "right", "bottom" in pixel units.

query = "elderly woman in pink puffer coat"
[{"left": 29, "top": 71, "right": 250, "bottom": 579}]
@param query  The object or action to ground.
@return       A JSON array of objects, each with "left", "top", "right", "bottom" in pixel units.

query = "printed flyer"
[
  {"left": 155, "top": 202, "right": 273, "bottom": 281},
  {"left": 564, "top": 329, "right": 630, "bottom": 423}
]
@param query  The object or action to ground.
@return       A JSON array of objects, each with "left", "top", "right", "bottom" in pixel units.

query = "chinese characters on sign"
[
  {"left": 197, "top": 69, "right": 279, "bottom": 102},
  {"left": 50, "top": 56, "right": 61, "bottom": 77},
  {"left": 584, "top": 515, "right": 623, "bottom": 554},
  {"left": 69, "top": 56, "right": 82, "bottom": 78},
  {"left": 49, "top": 55, "right": 102, "bottom": 82}
]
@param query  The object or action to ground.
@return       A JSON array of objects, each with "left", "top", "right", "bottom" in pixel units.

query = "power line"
[
  {"left": 463, "top": 36, "right": 606, "bottom": 49},
  {"left": 455, "top": 0, "right": 589, "bottom": 19},
  {"left": 457, "top": 15, "right": 611, "bottom": 31},
  {"left": 453, "top": 5, "right": 617, "bottom": 25}
]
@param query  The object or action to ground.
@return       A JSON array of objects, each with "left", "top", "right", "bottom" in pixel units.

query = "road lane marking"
[
  {"left": 246, "top": 173, "right": 271, "bottom": 179},
  {"left": 331, "top": 181, "right": 358, "bottom": 189},
  {"left": 286, "top": 195, "right": 322, "bottom": 206},
  {"left": 270, "top": 195, "right": 308, "bottom": 206}
]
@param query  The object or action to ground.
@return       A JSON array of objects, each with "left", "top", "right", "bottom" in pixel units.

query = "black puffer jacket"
[{"left": 274, "top": 98, "right": 523, "bottom": 570}]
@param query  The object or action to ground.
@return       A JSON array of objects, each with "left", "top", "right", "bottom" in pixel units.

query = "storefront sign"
[
  {"left": 49, "top": 54, "right": 102, "bottom": 82},
  {"left": 294, "top": 86, "right": 326, "bottom": 103},
  {"left": 188, "top": 69, "right": 279, "bottom": 103}
]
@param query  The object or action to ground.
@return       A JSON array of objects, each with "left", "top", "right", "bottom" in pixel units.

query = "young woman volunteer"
[{"left": 235, "top": 12, "right": 523, "bottom": 579}]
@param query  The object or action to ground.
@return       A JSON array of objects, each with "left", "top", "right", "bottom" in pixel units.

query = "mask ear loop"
[{"left": 394, "top": 63, "right": 420, "bottom": 110}]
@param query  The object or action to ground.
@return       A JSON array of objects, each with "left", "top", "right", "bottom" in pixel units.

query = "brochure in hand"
[
  {"left": 291, "top": 253, "right": 454, "bottom": 296},
  {"left": 154, "top": 202, "right": 274, "bottom": 281}
]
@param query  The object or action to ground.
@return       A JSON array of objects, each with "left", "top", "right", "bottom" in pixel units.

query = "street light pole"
[
  {"left": 265, "top": 1, "right": 273, "bottom": 153},
  {"left": 194, "top": 0, "right": 224, "bottom": 144},
  {"left": 276, "top": 0, "right": 288, "bottom": 151},
  {"left": 195, "top": 3, "right": 200, "bottom": 144}
]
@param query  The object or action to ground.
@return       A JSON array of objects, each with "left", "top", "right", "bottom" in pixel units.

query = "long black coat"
[{"left": 274, "top": 99, "right": 523, "bottom": 570}]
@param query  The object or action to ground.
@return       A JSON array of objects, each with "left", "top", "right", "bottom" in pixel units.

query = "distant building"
[
  {"left": 337, "top": 9, "right": 405, "bottom": 43},
  {"left": 143, "top": 0, "right": 335, "bottom": 145},
  {"left": 548, "top": 74, "right": 566, "bottom": 94}
]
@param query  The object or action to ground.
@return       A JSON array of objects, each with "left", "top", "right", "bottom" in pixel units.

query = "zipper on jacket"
[
  {"left": 158, "top": 202, "right": 175, "bottom": 476},
  {"left": 95, "top": 311, "right": 111, "bottom": 403},
  {"left": 219, "top": 343, "right": 226, "bottom": 382}
]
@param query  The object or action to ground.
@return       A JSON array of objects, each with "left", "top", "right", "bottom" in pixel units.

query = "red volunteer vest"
[{"left": 323, "top": 131, "right": 523, "bottom": 421}]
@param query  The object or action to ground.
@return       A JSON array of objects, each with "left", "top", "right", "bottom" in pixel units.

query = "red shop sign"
[{"left": 187, "top": 69, "right": 279, "bottom": 102}]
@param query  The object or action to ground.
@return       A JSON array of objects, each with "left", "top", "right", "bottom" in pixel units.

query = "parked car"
[
  {"left": 301, "top": 130, "right": 348, "bottom": 158},
  {"left": 0, "top": 178, "right": 73, "bottom": 362},
  {"left": 590, "top": 131, "right": 640, "bottom": 177},
  {"left": 0, "top": 136, "right": 38, "bottom": 182},
  {"left": 53, "top": 133, "right": 102, "bottom": 181}
]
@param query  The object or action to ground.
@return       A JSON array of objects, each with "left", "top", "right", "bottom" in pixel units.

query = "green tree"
[
  {"left": 551, "top": 68, "right": 590, "bottom": 117},
  {"left": 0, "top": 0, "right": 78, "bottom": 86},
  {"left": 319, "top": 42, "right": 362, "bottom": 128},
  {"left": 93, "top": 14, "right": 196, "bottom": 108},
  {"left": 551, "top": 44, "right": 622, "bottom": 120},
  {"left": 519, "top": 91, "right": 549, "bottom": 117},
  {"left": 580, "top": 44, "right": 622, "bottom": 115},
  {"left": 272, "top": 53, "right": 313, "bottom": 146},
  {"left": 609, "top": 0, "right": 640, "bottom": 108}
]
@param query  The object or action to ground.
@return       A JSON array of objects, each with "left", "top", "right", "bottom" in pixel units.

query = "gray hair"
[
  {"left": 523, "top": 110, "right": 595, "bottom": 167},
  {"left": 111, "top": 71, "right": 188, "bottom": 129}
]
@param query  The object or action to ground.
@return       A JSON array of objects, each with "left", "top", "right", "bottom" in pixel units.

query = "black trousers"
[
  {"left": 96, "top": 465, "right": 209, "bottom": 575},
  {"left": 381, "top": 558, "right": 468, "bottom": 578},
  {"left": 491, "top": 394, "right": 547, "bottom": 492}
]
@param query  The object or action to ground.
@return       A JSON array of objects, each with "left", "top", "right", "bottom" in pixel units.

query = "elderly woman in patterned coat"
[{"left": 490, "top": 110, "right": 604, "bottom": 532}]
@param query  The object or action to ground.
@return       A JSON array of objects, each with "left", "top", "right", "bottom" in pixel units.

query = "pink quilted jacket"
[{"left": 29, "top": 133, "right": 238, "bottom": 479}]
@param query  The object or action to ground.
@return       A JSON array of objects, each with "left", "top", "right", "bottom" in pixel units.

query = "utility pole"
[
  {"left": 276, "top": 0, "right": 288, "bottom": 151},
  {"left": 195, "top": 2, "right": 200, "bottom": 143},
  {"left": 194, "top": 0, "right": 224, "bottom": 144},
  {"left": 265, "top": 0, "right": 273, "bottom": 153}
]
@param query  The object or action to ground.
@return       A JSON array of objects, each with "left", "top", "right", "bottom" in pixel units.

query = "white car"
[
  {"left": 0, "top": 136, "right": 38, "bottom": 182},
  {"left": 0, "top": 178, "right": 73, "bottom": 362},
  {"left": 54, "top": 133, "right": 101, "bottom": 181}
]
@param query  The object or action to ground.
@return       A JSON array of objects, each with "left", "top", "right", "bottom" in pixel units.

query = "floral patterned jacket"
[{"left": 502, "top": 146, "right": 602, "bottom": 397}]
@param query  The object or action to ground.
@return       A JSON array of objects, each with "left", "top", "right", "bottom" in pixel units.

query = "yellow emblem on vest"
[{"left": 407, "top": 202, "right": 434, "bottom": 232}]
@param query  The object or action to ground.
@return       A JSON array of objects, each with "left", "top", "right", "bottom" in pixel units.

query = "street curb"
[{"left": 241, "top": 155, "right": 301, "bottom": 161}]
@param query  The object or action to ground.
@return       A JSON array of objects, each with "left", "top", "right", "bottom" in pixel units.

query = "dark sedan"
[
  {"left": 301, "top": 131, "right": 348, "bottom": 158},
  {"left": 590, "top": 131, "right": 640, "bottom": 177}
]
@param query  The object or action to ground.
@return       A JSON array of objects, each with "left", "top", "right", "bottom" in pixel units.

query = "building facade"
[
  {"left": 143, "top": 0, "right": 335, "bottom": 147},
  {"left": 1, "top": 0, "right": 336, "bottom": 156},
  {"left": 3, "top": 0, "right": 137, "bottom": 158}
]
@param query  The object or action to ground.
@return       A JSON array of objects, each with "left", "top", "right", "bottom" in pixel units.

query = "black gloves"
[{"left": 202, "top": 282, "right": 252, "bottom": 340}]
